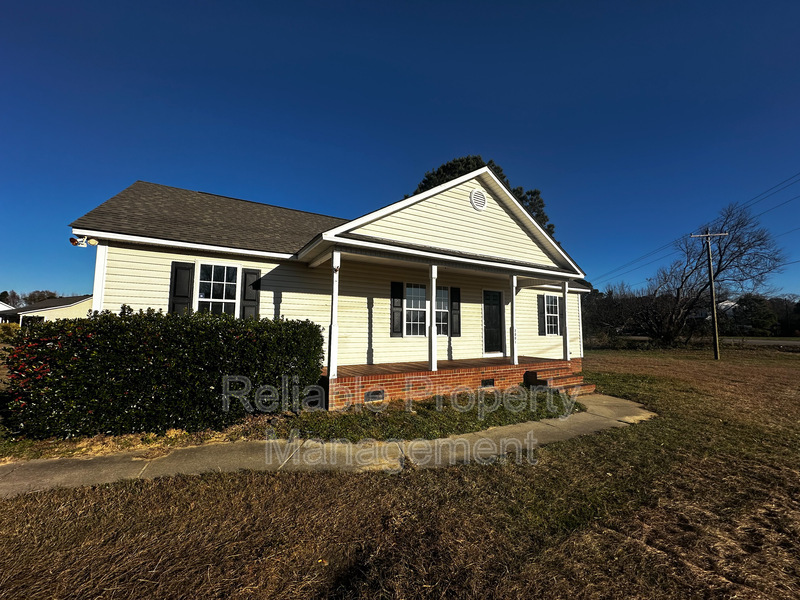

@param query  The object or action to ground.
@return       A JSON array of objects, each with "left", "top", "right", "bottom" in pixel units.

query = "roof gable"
[
  {"left": 326, "top": 168, "right": 582, "bottom": 275},
  {"left": 71, "top": 181, "right": 348, "bottom": 255}
]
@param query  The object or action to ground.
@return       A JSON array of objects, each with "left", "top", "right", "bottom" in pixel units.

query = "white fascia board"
[
  {"left": 325, "top": 234, "right": 581, "bottom": 278},
  {"left": 478, "top": 169, "right": 586, "bottom": 278},
  {"left": 317, "top": 166, "right": 495, "bottom": 239},
  {"left": 17, "top": 298, "right": 93, "bottom": 315},
  {"left": 72, "top": 228, "right": 295, "bottom": 260},
  {"left": 527, "top": 283, "right": 591, "bottom": 293}
]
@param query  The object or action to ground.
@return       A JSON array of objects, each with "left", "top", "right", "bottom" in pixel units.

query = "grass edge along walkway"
[{"left": 0, "top": 394, "right": 655, "bottom": 498}]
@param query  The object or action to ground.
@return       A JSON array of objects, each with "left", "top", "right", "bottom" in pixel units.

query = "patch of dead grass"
[{"left": 0, "top": 347, "right": 799, "bottom": 598}]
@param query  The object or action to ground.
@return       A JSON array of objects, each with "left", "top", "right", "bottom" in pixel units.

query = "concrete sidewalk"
[{"left": 0, "top": 394, "right": 656, "bottom": 498}]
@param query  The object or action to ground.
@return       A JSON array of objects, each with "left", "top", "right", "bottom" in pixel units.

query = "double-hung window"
[
  {"left": 435, "top": 286, "right": 449, "bottom": 336},
  {"left": 390, "top": 281, "right": 460, "bottom": 338},
  {"left": 198, "top": 264, "right": 238, "bottom": 315},
  {"left": 169, "top": 260, "right": 260, "bottom": 318},
  {"left": 545, "top": 294, "right": 560, "bottom": 335},
  {"left": 405, "top": 283, "right": 426, "bottom": 336}
]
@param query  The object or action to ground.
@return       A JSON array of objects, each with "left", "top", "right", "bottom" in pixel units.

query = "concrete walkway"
[{"left": 0, "top": 394, "right": 656, "bottom": 498}]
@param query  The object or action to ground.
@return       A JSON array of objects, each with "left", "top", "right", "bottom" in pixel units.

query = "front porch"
[{"left": 323, "top": 355, "right": 595, "bottom": 409}]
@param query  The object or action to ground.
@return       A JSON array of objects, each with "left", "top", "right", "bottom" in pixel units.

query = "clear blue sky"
[{"left": 1, "top": 1, "right": 799, "bottom": 298}]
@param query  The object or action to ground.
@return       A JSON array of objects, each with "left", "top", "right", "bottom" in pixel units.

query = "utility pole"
[{"left": 691, "top": 229, "right": 729, "bottom": 360}]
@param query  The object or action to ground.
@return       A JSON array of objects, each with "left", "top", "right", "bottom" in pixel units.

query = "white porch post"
[
  {"left": 562, "top": 280, "right": 570, "bottom": 361},
  {"left": 328, "top": 250, "right": 341, "bottom": 379},
  {"left": 91, "top": 242, "right": 108, "bottom": 313},
  {"left": 428, "top": 264, "right": 438, "bottom": 371},
  {"left": 510, "top": 274, "right": 518, "bottom": 365}
]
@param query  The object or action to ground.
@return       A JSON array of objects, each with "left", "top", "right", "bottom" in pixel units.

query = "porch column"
[
  {"left": 562, "top": 280, "right": 570, "bottom": 361},
  {"left": 328, "top": 250, "right": 341, "bottom": 379},
  {"left": 510, "top": 274, "right": 518, "bottom": 365},
  {"left": 428, "top": 264, "right": 437, "bottom": 371}
]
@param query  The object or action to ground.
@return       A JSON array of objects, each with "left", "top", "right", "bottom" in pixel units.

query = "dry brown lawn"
[{"left": 0, "top": 346, "right": 798, "bottom": 599}]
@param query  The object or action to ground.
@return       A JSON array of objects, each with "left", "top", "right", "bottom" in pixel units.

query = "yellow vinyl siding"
[
  {"left": 19, "top": 298, "right": 94, "bottom": 322},
  {"left": 568, "top": 293, "right": 583, "bottom": 359},
  {"left": 103, "top": 242, "right": 333, "bottom": 356},
  {"left": 101, "top": 243, "right": 585, "bottom": 367},
  {"left": 514, "top": 289, "right": 584, "bottom": 360},
  {"left": 350, "top": 180, "right": 559, "bottom": 268}
]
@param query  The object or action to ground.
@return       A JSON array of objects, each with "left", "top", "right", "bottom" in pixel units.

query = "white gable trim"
[
  {"left": 321, "top": 236, "right": 580, "bottom": 278},
  {"left": 311, "top": 166, "right": 584, "bottom": 277},
  {"left": 322, "top": 167, "right": 495, "bottom": 238},
  {"left": 72, "top": 228, "right": 295, "bottom": 260}
]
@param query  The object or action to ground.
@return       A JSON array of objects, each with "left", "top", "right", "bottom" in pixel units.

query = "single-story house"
[
  {"left": 0, "top": 300, "right": 14, "bottom": 322},
  {"left": 0, "top": 295, "right": 93, "bottom": 326},
  {"left": 71, "top": 167, "right": 594, "bottom": 408}
]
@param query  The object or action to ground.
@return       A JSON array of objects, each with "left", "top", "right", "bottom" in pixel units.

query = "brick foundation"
[{"left": 325, "top": 358, "right": 593, "bottom": 410}]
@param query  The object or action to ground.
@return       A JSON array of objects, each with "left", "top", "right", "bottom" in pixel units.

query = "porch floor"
[{"left": 323, "top": 356, "right": 563, "bottom": 378}]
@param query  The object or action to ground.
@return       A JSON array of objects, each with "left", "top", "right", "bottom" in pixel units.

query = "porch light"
[{"left": 69, "top": 236, "right": 99, "bottom": 248}]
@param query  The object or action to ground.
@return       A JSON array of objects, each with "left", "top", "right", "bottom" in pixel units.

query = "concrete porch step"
[{"left": 555, "top": 383, "right": 597, "bottom": 396}]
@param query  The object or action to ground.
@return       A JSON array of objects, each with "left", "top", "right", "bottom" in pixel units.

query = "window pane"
[
  {"left": 223, "top": 303, "right": 235, "bottom": 315},
  {"left": 436, "top": 287, "right": 448, "bottom": 310},
  {"left": 436, "top": 311, "right": 449, "bottom": 336},
  {"left": 225, "top": 283, "right": 236, "bottom": 300},
  {"left": 198, "top": 301, "right": 210, "bottom": 312},
  {"left": 211, "top": 302, "right": 223, "bottom": 315},
  {"left": 226, "top": 266, "right": 237, "bottom": 283},
  {"left": 213, "top": 265, "right": 225, "bottom": 281},
  {"left": 199, "top": 282, "right": 211, "bottom": 299},
  {"left": 200, "top": 264, "right": 212, "bottom": 281},
  {"left": 212, "top": 282, "right": 224, "bottom": 299}
]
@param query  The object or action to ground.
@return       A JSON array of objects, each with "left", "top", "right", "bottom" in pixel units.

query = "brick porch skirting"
[{"left": 325, "top": 358, "right": 587, "bottom": 410}]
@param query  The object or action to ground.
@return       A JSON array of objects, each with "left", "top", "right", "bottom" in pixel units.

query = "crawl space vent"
[{"left": 470, "top": 188, "right": 487, "bottom": 212}]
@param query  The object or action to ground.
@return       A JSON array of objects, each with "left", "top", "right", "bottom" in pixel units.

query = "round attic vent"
[{"left": 470, "top": 188, "right": 487, "bottom": 212}]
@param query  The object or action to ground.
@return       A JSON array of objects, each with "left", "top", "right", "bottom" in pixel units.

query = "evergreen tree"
[{"left": 411, "top": 155, "right": 556, "bottom": 236}]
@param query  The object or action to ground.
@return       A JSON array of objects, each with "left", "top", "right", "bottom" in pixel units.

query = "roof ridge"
[{"left": 134, "top": 180, "right": 349, "bottom": 222}]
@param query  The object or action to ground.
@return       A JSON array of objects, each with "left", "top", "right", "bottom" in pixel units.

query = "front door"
[{"left": 483, "top": 290, "right": 503, "bottom": 353}]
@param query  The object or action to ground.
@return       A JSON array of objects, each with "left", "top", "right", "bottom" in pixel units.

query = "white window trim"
[
  {"left": 435, "top": 285, "right": 450, "bottom": 337},
  {"left": 403, "top": 282, "right": 428, "bottom": 337},
  {"left": 544, "top": 293, "right": 560, "bottom": 336},
  {"left": 193, "top": 260, "right": 242, "bottom": 318}
]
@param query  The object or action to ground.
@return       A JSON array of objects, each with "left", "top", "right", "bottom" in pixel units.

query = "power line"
[
  {"left": 593, "top": 242, "right": 678, "bottom": 281},
  {"left": 594, "top": 248, "right": 682, "bottom": 285},
  {"left": 594, "top": 168, "right": 800, "bottom": 285},
  {"left": 776, "top": 226, "right": 800, "bottom": 238},
  {"left": 739, "top": 170, "right": 800, "bottom": 210},
  {"left": 752, "top": 193, "right": 800, "bottom": 219}
]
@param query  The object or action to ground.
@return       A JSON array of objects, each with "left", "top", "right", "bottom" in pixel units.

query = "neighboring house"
[
  {"left": 0, "top": 300, "right": 14, "bottom": 322},
  {"left": 71, "top": 167, "right": 594, "bottom": 408},
  {"left": 0, "top": 295, "right": 93, "bottom": 325}
]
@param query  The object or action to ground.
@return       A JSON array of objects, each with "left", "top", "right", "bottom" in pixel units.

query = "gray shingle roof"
[
  {"left": 71, "top": 181, "right": 349, "bottom": 255},
  {"left": 0, "top": 295, "right": 93, "bottom": 318}
]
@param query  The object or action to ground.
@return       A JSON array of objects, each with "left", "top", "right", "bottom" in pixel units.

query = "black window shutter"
[
  {"left": 537, "top": 294, "right": 546, "bottom": 336},
  {"left": 241, "top": 269, "right": 261, "bottom": 319},
  {"left": 390, "top": 281, "right": 403, "bottom": 337},
  {"left": 450, "top": 287, "right": 461, "bottom": 337},
  {"left": 559, "top": 295, "right": 566, "bottom": 337},
  {"left": 169, "top": 262, "right": 195, "bottom": 314}
]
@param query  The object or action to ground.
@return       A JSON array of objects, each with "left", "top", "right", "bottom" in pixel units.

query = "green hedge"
[{"left": 2, "top": 309, "right": 324, "bottom": 438}]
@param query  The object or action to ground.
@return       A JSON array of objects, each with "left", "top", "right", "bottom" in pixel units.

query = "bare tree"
[
  {"left": 0, "top": 290, "right": 23, "bottom": 308},
  {"left": 633, "top": 203, "right": 785, "bottom": 344}
]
